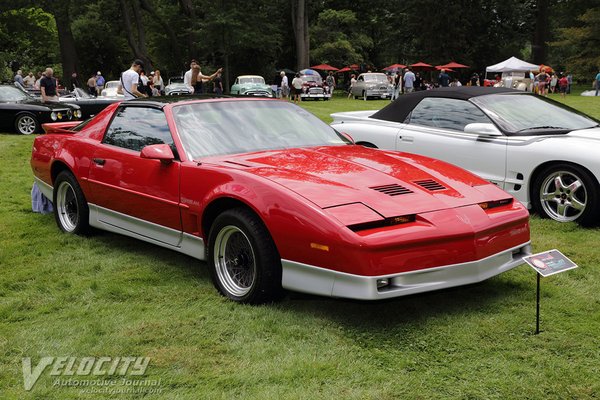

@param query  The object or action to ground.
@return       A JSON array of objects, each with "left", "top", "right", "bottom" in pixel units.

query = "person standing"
[
  {"left": 438, "top": 69, "right": 450, "bottom": 87},
  {"left": 153, "top": 70, "right": 164, "bottom": 95},
  {"left": 291, "top": 72, "right": 303, "bottom": 104},
  {"left": 326, "top": 71, "right": 336, "bottom": 98},
  {"left": 95, "top": 71, "right": 105, "bottom": 94},
  {"left": 14, "top": 70, "right": 25, "bottom": 87},
  {"left": 537, "top": 69, "right": 548, "bottom": 96},
  {"left": 566, "top": 72, "right": 573, "bottom": 94},
  {"left": 87, "top": 74, "right": 97, "bottom": 96},
  {"left": 403, "top": 68, "right": 416, "bottom": 93},
  {"left": 213, "top": 71, "right": 223, "bottom": 95},
  {"left": 190, "top": 61, "right": 222, "bottom": 95},
  {"left": 347, "top": 73, "right": 357, "bottom": 99},
  {"left": 40, "top": 68, "right": 59, "bottom": 102},
  {"left": 595, "top": 70, "right": 600, "bottom": 96},
  {"left": 558, "top": 74, "right": 568, "bottom": 98},
  {"left": 280, "top": 71, "right": 289, "bottom": 99},
  {"left": 23, "top": 72, "right": 35, "bottom": 87},
  {"left": 550, "top": 73, "right": 558, "bottom": 93},
  {"left": 118, "top": 59, "right": 147, "bottom": 100}
]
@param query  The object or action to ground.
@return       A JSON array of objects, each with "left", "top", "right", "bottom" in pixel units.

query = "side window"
[
  {"left": 408, "top": 98, "right": 493, "bottom": 132},
  {"left": 358, "top": 76, "right": 364, "bottom": 81},
  {"left": 103, "top": 107, "right": 174, "bottom": 152}
]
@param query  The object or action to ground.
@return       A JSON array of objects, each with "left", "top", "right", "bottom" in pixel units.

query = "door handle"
[
  {"left": 92, "top": 158, "right": 105, "bottom": 166},
  {"left": 399, "top": 135, "right": 414, "bottom": 143}
]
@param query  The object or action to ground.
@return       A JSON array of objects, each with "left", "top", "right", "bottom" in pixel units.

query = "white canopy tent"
[{"left": 485, "top": 56, "right": 539, "bottom": 73}]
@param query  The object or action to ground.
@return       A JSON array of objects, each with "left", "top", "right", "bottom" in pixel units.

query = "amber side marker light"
[
  {"left": 310, "top": 243, "right": 330, "bottom": 252},
  {"left": 479, "top": 198, "right": 513, "bottom": 210}
]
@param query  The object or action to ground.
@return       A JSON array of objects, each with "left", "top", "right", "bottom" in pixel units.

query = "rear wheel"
[
  {"left": 15, "top": 113, "right": 39, "bottom": 135},
  {"left": 532, "top": 163, "right": 599, "bottom": 226},
  {"left": 208, "top": 208, "right": 282, "bottom": 304},
  {"left": 53, "top": 171, "right": 90, "bottom": 234}
]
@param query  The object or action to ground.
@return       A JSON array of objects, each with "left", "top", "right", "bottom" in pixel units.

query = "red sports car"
[{"left": 31, "top": 97, "right": 531, "bottom": 303}]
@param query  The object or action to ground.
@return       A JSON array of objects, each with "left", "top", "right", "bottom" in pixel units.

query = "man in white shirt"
[
  {"left": 118, "top": 59, "right": 147, "bottom": 100},
  {"left": 280, "top": 71, "right": 289, "bottom": 99},
  {"left": 403, "top": 68, "right": 416, "bottom": 93},
  {"left": 184, "top": 60, "right": 196, "bottom": 87}
]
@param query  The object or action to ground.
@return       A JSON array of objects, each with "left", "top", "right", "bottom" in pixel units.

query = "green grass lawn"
[{"left": 1, "top": 90, "right": 600, "bottom": 399}]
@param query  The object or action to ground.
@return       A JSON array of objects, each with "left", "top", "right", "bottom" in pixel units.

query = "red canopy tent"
[
  {"left": 383, "top": 63, "right": 407, "bottom": 71},
  {"left": 337, "top": 67, "right": 352, "bottom": 73},
  {"left": 310, "top": 64, "right": 339, "bottom": 71},
  {"left": 347, "top": 64, "right": 359, "bottom": 70},
  {"left": 439, "top": 61, "right": 470, "bottom": 69},
  {"left": 409, "top": 61, "right": 434, "bottom": 71},
  {"left": 435, "top": 66, "right": 456, "bottom": 73}
]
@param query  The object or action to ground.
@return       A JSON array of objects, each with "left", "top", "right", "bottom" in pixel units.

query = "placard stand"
[{"left": 536, "top": 272, "right": 541, "bottom": 335}]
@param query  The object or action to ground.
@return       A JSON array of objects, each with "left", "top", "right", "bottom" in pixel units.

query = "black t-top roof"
[{"left": 370, "top": 87, "right": 520, "bottom": 123}]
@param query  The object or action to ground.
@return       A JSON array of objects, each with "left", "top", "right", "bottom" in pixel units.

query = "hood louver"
[
  {"left": 370, "top": 184, "right": 413, "bottom": 196},
  {"left": 413, "top": 179, "right": 447, "bottom": 191}
]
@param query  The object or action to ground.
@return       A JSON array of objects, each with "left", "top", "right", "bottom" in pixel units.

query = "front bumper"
[
  {"left": 366, "top": 89, "right": 391, "bottom": 98},
  {"left": 282, "top": 242, "right": 531, "bottom": 300}
]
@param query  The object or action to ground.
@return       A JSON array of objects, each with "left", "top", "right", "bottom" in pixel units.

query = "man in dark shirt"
[
  {"left": 438, "top": 69, "right": 450, "bottom": 87},
  {"left": 40, "top": 68, "right": 58, "bottom": 102}
]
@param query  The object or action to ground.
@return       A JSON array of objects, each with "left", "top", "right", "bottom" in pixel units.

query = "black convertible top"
[{"left": 370, "top": 87, "right": 520, "bottom": 123}]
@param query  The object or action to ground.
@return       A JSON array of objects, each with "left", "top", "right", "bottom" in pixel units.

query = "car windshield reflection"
[
  {"left": 173, "top": 100, "right": 350, "bottom": 159},
  {"left": 0, "top": 86, "right": 32, "bottom": 102},
  {"left": 473, "top": 94, "right": 598, "bottom": 134}
]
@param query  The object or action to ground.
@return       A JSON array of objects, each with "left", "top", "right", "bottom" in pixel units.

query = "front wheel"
[
  {"left": 53, "top": 171, "right": 90, "bottom": 234},
  {"left": 15, "top": 113, "right": 39, "bottom": 135},
  {"left": 532, "top": 163, "right": 599, "bottom": 226},
  {"left": 208, "top": 208, "right": 282, "bottom": 304}
]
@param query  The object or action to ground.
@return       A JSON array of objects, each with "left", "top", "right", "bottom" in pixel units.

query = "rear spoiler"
[{"left": 42, "top": 121, "right": 80, "bottom": 134}]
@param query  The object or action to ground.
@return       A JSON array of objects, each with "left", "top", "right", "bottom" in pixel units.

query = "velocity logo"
[{"left": 22, "top": 357, "right": 150, "bottom": 391}]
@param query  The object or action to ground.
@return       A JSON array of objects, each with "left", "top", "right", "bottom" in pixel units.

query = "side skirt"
[{"left": 88, "top": 203, "right": 205, "bottom": 260}]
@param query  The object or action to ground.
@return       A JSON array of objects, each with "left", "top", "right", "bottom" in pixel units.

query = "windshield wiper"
[{"left": 518, "top": 126, "right": 567, "bottom": 132}]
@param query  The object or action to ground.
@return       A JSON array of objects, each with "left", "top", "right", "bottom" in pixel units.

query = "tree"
[{"left": 291, "top": 0, "right": 309, "bottom": 70}]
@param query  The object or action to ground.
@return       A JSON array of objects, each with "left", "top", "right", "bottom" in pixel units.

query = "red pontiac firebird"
[{"left": 31, "top": 97, "right": 531, "bottom": 304}]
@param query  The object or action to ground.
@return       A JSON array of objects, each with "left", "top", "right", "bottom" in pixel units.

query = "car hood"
[
  {"left": 239, "top": 83, "right": 270, "bottom": 90},
  {"left": 203, "top": 145, "right": 507, "bottom": 217},
  {"left": 15, "top": 99, "right": 77, "bottom": 110}
]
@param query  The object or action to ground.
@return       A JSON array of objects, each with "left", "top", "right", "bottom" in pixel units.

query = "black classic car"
[
  {"left": 0, "top": 85, "right": 81, "bottom": 134},
  {"left": 59, "top": 88, "right": 122, "bottom": 119}
]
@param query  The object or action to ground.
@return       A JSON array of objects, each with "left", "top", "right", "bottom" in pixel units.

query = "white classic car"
[
  {"left": 331, "top": 87, "right": 600, "bottom": 226},
  {"left": 351, "top": 73, "right": 393, "bottom": 100},
  {"left": 100, "top": 80, "right": 124, "bottom": 98}
]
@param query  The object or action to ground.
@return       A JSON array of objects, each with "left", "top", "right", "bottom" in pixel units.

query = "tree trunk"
[
  {"left": 291, "top": 0, "right": 309, "bottom": 70},
  {"left": 120, "top": 0, "right": 153, "bottom": 70},
  {"left": 46, "top": 1, "right": 79, "bottom": 83},
  {"left": 532, "top": 0, "right": 550, "bottom": 64},
  {"left": 179, "top": 0, "right": 198, "bottom": 61},
  {"left": 139, "top": 0, "right": 182, "bottom": 63}
]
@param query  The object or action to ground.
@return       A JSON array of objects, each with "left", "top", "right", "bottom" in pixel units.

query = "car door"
[
  {"left": 87, "top": 105, "right": 182, "bottom": 246},
  {"left": 395, "top": 97, "right": 508, "bottom": 188}
]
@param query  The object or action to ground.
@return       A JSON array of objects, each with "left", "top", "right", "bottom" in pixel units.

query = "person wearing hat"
[
  {"left": 118, "top": 59, "right": 147, "bottom": 100},
  {"left": 96, "top": 71, "right": 105, "bottom": 94}
]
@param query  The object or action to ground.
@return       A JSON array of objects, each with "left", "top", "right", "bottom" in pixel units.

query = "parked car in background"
[
  {"left": 298, "top": 69, "right": 331, "bottom": 101},
  {"left": 0, "top": 85, "right": 81, "bottom": 135},
  {"left": 59, "top": 88, "right": 122, "bottom": 119},
  {"left": 350, "top": 73, "right": 393, "bottom": 100},
  {"left": 165, "top": 77, "right": 193, "bottom": 96},
  {"left": 331, "top": 87, "right": 600, "bottom": 225},
  {"left": 100, "top": 81, "right": 124, "bottom": 98},
  {"left": 230, "top": 75, "right": 273, "bottom": 97},
  {"left": 31, "top": 96, "right": 530, "bottom": 304}
]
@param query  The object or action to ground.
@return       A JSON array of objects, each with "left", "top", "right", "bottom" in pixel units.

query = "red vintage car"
[{"left": 31, "top": 97, "right": 531, "bottom": 303}]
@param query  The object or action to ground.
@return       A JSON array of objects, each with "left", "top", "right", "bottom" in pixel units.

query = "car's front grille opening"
[
  {"left": 370, "top": 184, "right": 413, "bottom": 196},
  {"left": 413, "top": 179, "right": 447, "bottom": 191}
]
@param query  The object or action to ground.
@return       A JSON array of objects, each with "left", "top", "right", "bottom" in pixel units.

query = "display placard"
[{"left": 523, "top": 249, "right": 578, "bottom": 277}]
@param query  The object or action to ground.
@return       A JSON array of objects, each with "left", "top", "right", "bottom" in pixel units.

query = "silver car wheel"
[
  {"left": 213, "top": 225, "right": 257, "bottom": 297},
  {"left": 539, "top": 170, "right": 587, "bottom": 222},
  {"left": 56, "top": 180, "right": 79, "bottom": 232},
  {"left": 17, "top": 115, "right": 37, "bottom": 135}
]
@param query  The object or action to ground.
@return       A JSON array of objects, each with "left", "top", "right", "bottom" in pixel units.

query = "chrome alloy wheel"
[
  {"left": 17, "top": 115, "right": 36, "bottom": 134},
  {"left": 56, "top": 180, "right": 79, "bottom": 232},
  {"left": 213, "top": 225, "right": 257, "bottom": 297},
  {"left": 539, "top": 170, "right": 587, "bottom": 222}
]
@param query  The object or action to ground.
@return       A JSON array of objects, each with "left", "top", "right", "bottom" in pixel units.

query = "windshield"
[
  {"left": 74, "top": 88, "right": 91, "bottom": 99},
  {"left": 169, "top": 77, "right": 184, "bottom": 84},
  {"left": 301, "top": 75, "right": 322, "bottom": 84},
  {"left": 0, "top": 86, "right": 32, "bottom": 102},
  {"left": 105, "top": 81, "right": 119, "bottom": 88},
  {"left": 472, "top": 94, "right": 598, "bottom": 134},
  {"left": 173, "top": 100, "right": 350, "bottom": 159},
  {"left": 239, "top": 77, "right": 265, "bottom": 84},
  {"left": 363, "top": 74, "right": 388, "bottom": 83}
]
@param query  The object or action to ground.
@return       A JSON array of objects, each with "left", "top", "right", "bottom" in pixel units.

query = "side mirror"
[
  {"left": 464, "top": 123, "right": 502, "bottom": 136},
  {"left": 140, "top": 144, "right": 175, "bottom": 164}
]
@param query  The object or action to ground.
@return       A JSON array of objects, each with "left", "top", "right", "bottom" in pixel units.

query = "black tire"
[
  {"left": 531, "top": 163, "right": 600, "bottom": 226},
  {"left": 207, "top": 207, "right": 283, "bottom": 304},
  {"left": 53, "top": 171, "right": 91, "bottom": 234},
  {"left": 15, "top": 112, "right": 39, "bottom": 135}
]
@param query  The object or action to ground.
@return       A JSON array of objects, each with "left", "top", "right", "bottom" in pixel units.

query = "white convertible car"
[{"left": 331, "top": 87, "right": 600, "bottom": 226}]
